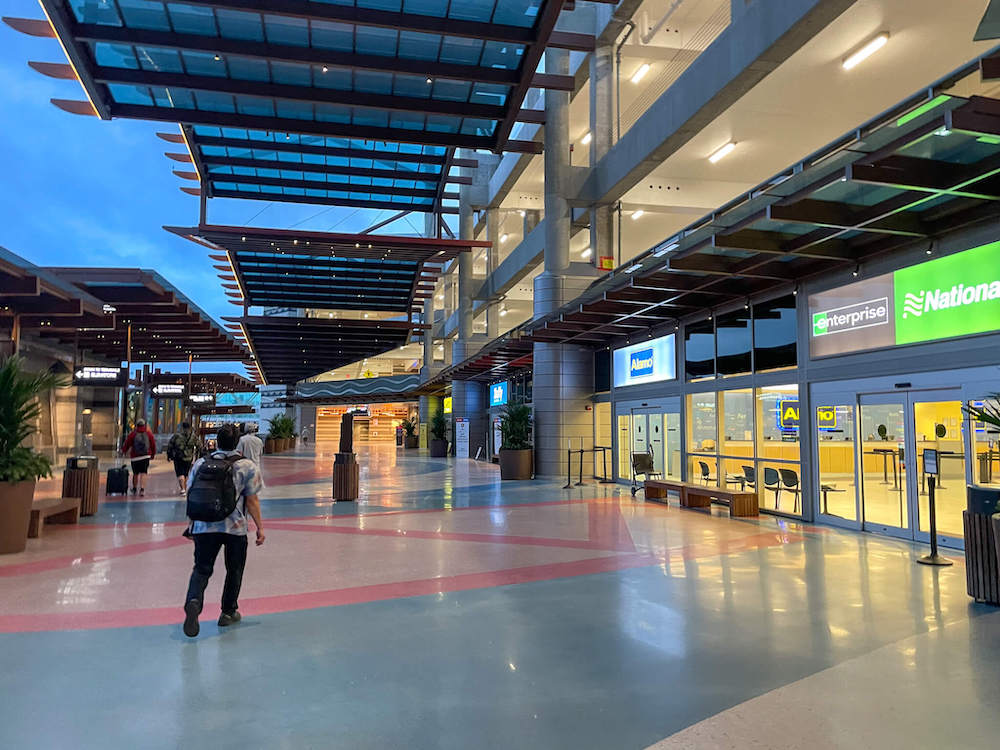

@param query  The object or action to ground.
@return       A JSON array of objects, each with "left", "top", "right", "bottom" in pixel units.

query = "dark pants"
[{"left": 185, "top": 533, "right": 248, "bottom": 614}]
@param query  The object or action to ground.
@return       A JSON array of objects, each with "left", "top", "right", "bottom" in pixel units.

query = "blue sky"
[{"left": 1, "top": 1, "right": 436, "bottom": 375}]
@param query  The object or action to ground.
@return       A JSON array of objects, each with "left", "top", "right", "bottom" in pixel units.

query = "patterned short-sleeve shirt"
[{"left": 188, "top": 450, "right": 263, "bottom": 536}]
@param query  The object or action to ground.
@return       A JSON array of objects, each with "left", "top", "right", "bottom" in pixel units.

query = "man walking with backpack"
[
  {"left": 122, "top": 419, "right": 156, "bottom": 496},
  {"left": 166, "top": 421, "right": 199, "bottom": 495},
  {"left": 182, "top": 423, "right": 265, "bottom": 638}
]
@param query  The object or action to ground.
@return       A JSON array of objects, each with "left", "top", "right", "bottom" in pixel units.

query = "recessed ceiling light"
[
  {"left": 708, "top": 142, "right": 736, "bottom": 163},
  {"left": 500, "top": 233, "right": 509, "bottom": 243},
  {"left": 581, "top": 132, "right": 592, "bottom": 145},
  {"left": 842, "top": 33, "right": 889, "bottom": 71},
  {"left": 630, "top": 63, "right": 651, "bottom": 84},
  {"left": 631, "top": 210, "right": 644, "bottom": 220},
  {"left": 581, "top": 248, "right": 592, "bottom": 259}
]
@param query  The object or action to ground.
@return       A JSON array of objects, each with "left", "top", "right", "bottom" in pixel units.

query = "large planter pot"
[
  {"left": 264, "top": 438, "right": 275, "bottom": 454},
  {"left": 430, "top": 439, "right": 448, "bottom": 457},
  {"left": 499, "top": 449, "right": 533, "bottom": 480},
  {"left": 404, "top": 435, "right": 419, "bottom": 449},
  {"left": 0, "top": 480, "right": 36, "bottom": 554}
]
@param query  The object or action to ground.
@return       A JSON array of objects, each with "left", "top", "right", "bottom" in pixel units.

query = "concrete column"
[
  {"left": 454, "top": 184, "right": 475, "bottom": 363},
  {"left": 531, "top": 47, "right": 595, "bottom": 477},
  {"left": 422, "top": 213, "right": 436, "bottom": 378},
  {"left": 451, "top": 380, "right": 487, "bottom": 460},
  {"left": 589, "top": 43, "right": 615, "bottom": 269},
  {"left": 486, "top": 208, "right": 501, "bottom": 340}
]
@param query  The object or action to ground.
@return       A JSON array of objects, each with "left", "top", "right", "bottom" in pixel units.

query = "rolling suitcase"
[{"left": 106, "top": 463, "right": 129, "bottom": 496}]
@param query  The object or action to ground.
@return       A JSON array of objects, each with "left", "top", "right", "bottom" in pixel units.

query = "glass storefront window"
[
  {"left": 689, "top": 455, "right": 718, "bottom": 487},
  {"left": 685, "top": 319, "right": 715, "bottom": 380},
  {"left": 970, "top": 397, "right": 1000, "bottom": 489},
  {"left": 753, "top": 295, "right": 797, "bottom": 371},
  {"left": 756, "top": 385, "right": 801, "bottom": 514},
  {"left": 687, "top": 392, "right": 717, "bottom": 452},
  {"left": 716, "top": 309, "right": 752, "bottom": 376},
  {"left": 617, "top": 414, "right": 631, "bottom": 480},
  {"left": 720, "top": 389, "right": 754, "bottom": 457},
  {"left": 816, "top": 404, "right": 857, "bottom": 520}
]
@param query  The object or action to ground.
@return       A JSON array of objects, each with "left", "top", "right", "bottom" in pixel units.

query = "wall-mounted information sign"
[
  {"left": 152, "top": 384, "right": 186, "bottom": 397},
  {"left": 489, "top": 381, "right": 509, "bottom": 407},
  {"left": 810, "top": 240, "right": 1000, "bottom": 357},
  {"left": 73, "top": 366, "right": 127, "bottom": 387}
]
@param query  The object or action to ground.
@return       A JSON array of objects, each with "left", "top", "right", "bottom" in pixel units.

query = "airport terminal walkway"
[{"left": 2, "top": 444, "right": 998, "bottom": 749}]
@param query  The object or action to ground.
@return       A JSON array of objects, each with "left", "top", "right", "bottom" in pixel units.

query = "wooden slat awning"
[
  {"left": 169, "top": 224, "right": 487, "bottom": 317},
  {"left": 149, "top": 371, "right": 257, "bottom": 393},
  {"left": 231, "top": 315, "right": 426, "bottom": 385}
]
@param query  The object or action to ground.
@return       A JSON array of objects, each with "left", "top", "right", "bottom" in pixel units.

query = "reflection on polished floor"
[{"left": 2, "top": 444, "right": 998, "bottom": 750}]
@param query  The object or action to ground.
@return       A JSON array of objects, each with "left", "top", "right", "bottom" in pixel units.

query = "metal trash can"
[{"left": 963, "top": 486, "right": 1000, "bottom": 605}]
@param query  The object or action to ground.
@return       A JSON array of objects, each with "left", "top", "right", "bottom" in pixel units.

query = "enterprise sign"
[
  {"left": 809, "top": 239, "right": 1000, "bottom": 357},
  {"left": 812, "top": 298, "right": 889, "bottom": 337},
  {"left": 613, "top": 334, "right": 676, "bottom": 388}
]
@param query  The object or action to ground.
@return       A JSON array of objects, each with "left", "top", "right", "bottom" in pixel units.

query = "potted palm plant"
[
  {"left": 499, "top": 403, "right": 533, "bottom": 480},
  {"left": 429, "top": 410, "right": 449, "bottom": 457},
  {"left": 0, "top": 356, "right": 65, "bottom": 554},
  {"left": 401, "top": 417, "right": 419, "bottom": 449}
]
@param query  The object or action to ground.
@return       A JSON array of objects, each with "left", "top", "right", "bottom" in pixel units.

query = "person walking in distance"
[
  {"left": 183, "top": 423, "right": 264, "bottom": 637},
  {"left": 122, "top": 418, "right": 156, "bottom": 496},
  {"left": 236, "top": 423, "right": 264, "bottom": 469},
  {"left": 166, "top": 421, "right": 200, "bottom": 495}
]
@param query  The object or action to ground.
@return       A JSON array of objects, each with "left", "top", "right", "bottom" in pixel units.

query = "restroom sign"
[{"left": 779, "top": 400, "right": 800, "bottom": 429}]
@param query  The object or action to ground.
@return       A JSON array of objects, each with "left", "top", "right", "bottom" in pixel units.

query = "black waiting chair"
[
  {"left": 698, "top": 460, "right": 716, "bottom": 485},
  {"left": 779, "top": 468, "right": 801, "bottom": 513},
  {"left": 630, "top": 451, "right": 662, "bottom": 496},
  {"left": 763, "top": 467, "right": 782, "bottom": 508},
  {"left": 741, "top": 465, "right": 756, "bottom": 490}
]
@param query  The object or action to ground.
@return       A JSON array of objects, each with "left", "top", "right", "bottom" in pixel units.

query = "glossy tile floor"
[{"left": 2, "top": 443, "right": 999, "bottom": 749}]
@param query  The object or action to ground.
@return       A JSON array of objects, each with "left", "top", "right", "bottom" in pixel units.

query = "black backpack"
[
  {"left": 133, "top": 429, "right": 150, "bottom": 456},
  {"left": 186, "top": 455, "right": 242, "bottom": 522}
]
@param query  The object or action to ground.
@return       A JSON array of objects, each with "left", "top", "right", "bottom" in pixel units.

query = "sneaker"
[
  {"left": 130, "top": 487, "right": 137, "bottom": 495},
  {"left": 217, "top": 611, "right": 242, "bottom": 627},
  {"left": 183, "top": 599, "right": 202, "bottom": 638},
  {"left": 180, "top": 488, "right": 186, "bottom": 496},
  {"left": 139, "top": 488, "right": 145, "bottom": 497}
]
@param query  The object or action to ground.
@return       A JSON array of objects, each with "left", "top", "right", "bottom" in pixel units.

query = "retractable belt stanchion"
[
  {"left": 917, "top": 449, "right": 953, "bottom": 567},
  {"left": 576, "top": 447, "right": 586, "bottom": 487},
  {"left": 563, "top": 440, "right": 574, "bottom": 489},
  {"left": 599, "top": 447, "right": 614, "bottom": 484}
]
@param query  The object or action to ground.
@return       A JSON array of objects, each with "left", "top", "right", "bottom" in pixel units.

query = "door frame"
[{"left": 613, "top": 397, "right": 681, "bottom": 484}]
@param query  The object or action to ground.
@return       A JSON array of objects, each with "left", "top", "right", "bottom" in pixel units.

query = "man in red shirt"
[{"left": 122, "top": 418, "right": 157, "bottom": 496}]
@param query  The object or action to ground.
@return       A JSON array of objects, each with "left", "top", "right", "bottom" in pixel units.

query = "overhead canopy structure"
[
  {"left": 1, "top": 246, "right": 109, "bottom": 337},
  {"left": 149, "top": 371, "right": 258, "bottom": 393},
  {"left": 46, "top": 268, "right": 247, "bottom": 362},
  {"left": 520, "top": 89, "right": 1000, "bottom": 349},
  {"left": 228, "top": 315, "right": 423, "bottom": 385},
  {"left": 8, "top": 0, "right": 614, "bottom": 212},
  {"left": 431, "top": 336, "right": 533, "bottom": 385},
  {"left": 160, "top": 129, "right": 477, "bottom": 214},
  {"left": 169, "top": 224, "right": 487, "bottom": 317}
]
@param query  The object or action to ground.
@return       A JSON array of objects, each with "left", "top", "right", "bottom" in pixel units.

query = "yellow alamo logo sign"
[{"left": 778, "top": 402, "right": 839, "bottom": 429}]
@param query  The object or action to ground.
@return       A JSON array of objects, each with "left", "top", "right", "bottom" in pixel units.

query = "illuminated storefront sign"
[
  {"left": 613, "top": 334, "right": 676, "bottom": 388},
  {"left": 778, "top": 400, "right": 800, "bottom": 429},
  {"left": 443, "top": 396, "right": 452, "bottom": 414},
  {"left": 489, "top": 381, "right": 509, "bottom": 407},
  {"left": 809, "top": 240, "right": 1000, "bottom": 357},
  {"left": 816, "top": 406, "right": 839, "bottom": 429}
]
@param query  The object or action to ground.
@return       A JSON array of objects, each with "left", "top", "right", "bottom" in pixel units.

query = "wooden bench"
[
  {"left": 644, "top": 480, "right": 759, "bottom": 517},
  {"left": 28, "top": 496, "right": 81, "bottom": 538}
]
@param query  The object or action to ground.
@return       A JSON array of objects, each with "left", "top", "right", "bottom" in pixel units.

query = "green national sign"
[
  {"left": 809, "top": 239, "right": 1000, "bottom": 357},
  {"left": 893, "top": 240, "right": 1000, "bottom": 345}
]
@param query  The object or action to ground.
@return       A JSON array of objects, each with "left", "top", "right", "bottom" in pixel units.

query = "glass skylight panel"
[
  {"left": 108, "top": 83, "right": 152, "bottom": 105},
  {"left": 117, "top": 0, "right": 170, "bottom": 31},
  {"left": 165, "top": 3, "right": 217, "bottom": 37},
  {"left": 180, "top": 50, "right": 227, "bottom": 77},
  {"left": 439, "top": 37, "right": 485, "bottom": 67},
  {"left": 310, "top": 20, "right": 354, "bottom": 51},
  {"left": 355, "top": 26, "right": 400, "bottom": 57},
  {"left": 91, "top": 42, "right": 139, "bottom": 69},
  {"left": 450, "top": 0, "right": 497, "bottom": 24},
  {"left": 262, "top": 14, "right": 309, "bottom": 47},
  {"left": 492, "top": 0, "right": 543, "bottom": 27},
  {"left": 70, "top": 0, "right": 123, "bottom": 26},
  {"left": 397, "top": 31, "right": 442, "bottom": 62},
  {"left": 215, "top": 9, "right": 264, "bottom": 42}
]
